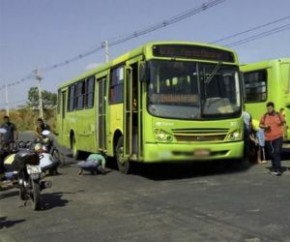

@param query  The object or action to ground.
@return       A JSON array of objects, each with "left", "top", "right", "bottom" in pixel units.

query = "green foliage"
[
  {"left": 27, "top": 87, "right": 57, "bottom": 108},
  {"left": 27, "top": 87, "right": 39, "bottom": 108},
  {"left": 1, "top": 88, "right": 57, "bottom": 132},
  {"left": 0, "top": 108, "right": 56, "bottom": 132}
]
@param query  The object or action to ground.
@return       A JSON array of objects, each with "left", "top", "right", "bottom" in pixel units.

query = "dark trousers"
[{"left": 265, "top": 137, "right": 283, "bottom": 171}]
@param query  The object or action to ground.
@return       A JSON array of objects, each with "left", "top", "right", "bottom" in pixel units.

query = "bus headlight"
[
  {"left": 227, "top": 129, "right": 241, "bottom": 141},
  {"left": 154, "top": 129, "right": 173, "bottom": 142}
]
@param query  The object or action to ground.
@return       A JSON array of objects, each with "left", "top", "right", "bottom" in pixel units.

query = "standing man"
[
  {"left": 0, "top": 115, "right": 18, "bottom": 150},
  {"left": 259, "top": 102, "right": 285, "bottom": 176}
]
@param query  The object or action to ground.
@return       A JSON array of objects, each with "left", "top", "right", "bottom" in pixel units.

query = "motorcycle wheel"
[
  {"left": 51, "top": 148, "right": 62, "bottom": 166},
  {"left": 19, "top": 185, "right": 26, "bottom": 200},
  {"left": 30, "top": 179, "right": 40, "bottom": 210}
]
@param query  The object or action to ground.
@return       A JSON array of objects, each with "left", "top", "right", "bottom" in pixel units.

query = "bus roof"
[
  {"left": 240, "top": 57, "right": 290, "bottom": 70},
  {"left": 58, "top": 41, "right": 239, "bottom": 89}
]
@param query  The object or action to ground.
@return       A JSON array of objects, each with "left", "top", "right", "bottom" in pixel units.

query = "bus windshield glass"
[{"left": 147, "top": 60, "right": 241, "bottom": 120}]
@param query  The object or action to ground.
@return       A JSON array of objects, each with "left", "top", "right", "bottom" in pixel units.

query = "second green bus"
[{"left": 241, "top": 58, "right": 290, "bottom": 141}]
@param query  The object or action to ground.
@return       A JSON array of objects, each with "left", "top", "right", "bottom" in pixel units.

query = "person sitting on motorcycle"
[
  {"left": 33, "top": 142, "right": 60, "bottom": 175},
  {"left": 78, "top": 153, "right": 110, "bottom": 175},
  {"left": 34, "top": 118, "right": 50, "bottom": 142}
]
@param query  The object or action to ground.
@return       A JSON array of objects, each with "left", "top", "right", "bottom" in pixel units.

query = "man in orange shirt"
[{"left": 259, "top": 102, "right": 285, "bottom": 176}]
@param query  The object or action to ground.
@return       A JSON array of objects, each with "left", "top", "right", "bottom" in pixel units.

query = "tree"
[
  {"left": 26, "top": 87, "right": 57, "bottom": 132},
  {"left": 27, "top": 87, "right": 57, "bottom": 109}
]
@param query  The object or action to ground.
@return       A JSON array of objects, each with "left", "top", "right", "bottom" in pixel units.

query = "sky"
[{"left": 0, "top": 0, "right": 290, "bottom": 109}]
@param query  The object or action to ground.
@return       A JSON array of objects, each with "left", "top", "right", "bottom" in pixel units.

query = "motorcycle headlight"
[
  {"left": 153, "top": 129, "right": 173, "bottom": 142},
  {"left": 34, "top": 143, "right": 42, "bottom": 151},
  {"left": 43, "top": 138, "right": 49, "bottom": 143}
]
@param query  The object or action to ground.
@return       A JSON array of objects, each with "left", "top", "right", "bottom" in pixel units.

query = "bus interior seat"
[{"left": 203, "top": 97, "right": 233, "bottom": 114}]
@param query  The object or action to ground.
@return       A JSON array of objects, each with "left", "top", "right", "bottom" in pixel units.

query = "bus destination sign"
[{"left": 152, "top": 44, "right": 235, "bottom": 62}]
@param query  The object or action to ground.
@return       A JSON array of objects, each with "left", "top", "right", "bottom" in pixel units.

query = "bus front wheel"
[{"left": 115, "top": 136, "right": 131, "bottom": 174}]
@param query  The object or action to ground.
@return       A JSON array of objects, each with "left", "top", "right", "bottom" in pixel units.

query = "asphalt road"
[{"left": 1, "top": 132, "right": 290, "bottom": 242}]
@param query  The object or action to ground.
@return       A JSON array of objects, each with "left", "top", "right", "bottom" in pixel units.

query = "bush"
[{"left": 0, "top": 108, "right": 56, "bottom": 132}]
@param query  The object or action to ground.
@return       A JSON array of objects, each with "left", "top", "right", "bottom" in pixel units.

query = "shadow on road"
[
  {"left": 0, "top": 189, "right": 19, "bottom": 200},
  {"left": 282, "top": 149, "right": 290, "bottom": 160},
  {"left": 0, "top": 216, "right": 26, "bottom": 230},
  {"left": 131, "top": 160, "right": 253, "bottom": 181},
  {"left": 40, "top": 192, "right": 69, "bottom": 211}
]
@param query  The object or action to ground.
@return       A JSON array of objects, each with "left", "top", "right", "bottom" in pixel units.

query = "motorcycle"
[
  {"left": 0, "top": 129, "right": 52, "bottom": 210},
  {"left": 34, "top": 130, "right": 61, "bottom": 175},
  {"left": 0, "top": 128, "right": 16, "bottom": 178}
]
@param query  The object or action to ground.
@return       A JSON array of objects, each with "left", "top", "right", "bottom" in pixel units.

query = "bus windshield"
[{"left": 147, "top": 60, "right": 241, "bottom": 120}]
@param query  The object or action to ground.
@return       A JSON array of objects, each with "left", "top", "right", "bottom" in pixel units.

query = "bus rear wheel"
[
  {"left": 71, "top": 135, "right": 80, "bottom": 160},
  {"left": 115, "top": 136, "right": 131, "bottom": 174}
]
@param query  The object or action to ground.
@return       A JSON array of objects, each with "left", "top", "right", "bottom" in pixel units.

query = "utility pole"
[
  {"left": 35, "top": 68, "right": 43, "bottom": 118},
  {"left": 103, "top": 40, "right": 110, "bottom": 63},
  {"left": 4, "top": 81, "right": 9, "bottom": 116}
]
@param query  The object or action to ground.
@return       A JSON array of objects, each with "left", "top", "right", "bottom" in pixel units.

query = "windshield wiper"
[{"left": 204, "top": 61, "right": 222, "bottom": 85}]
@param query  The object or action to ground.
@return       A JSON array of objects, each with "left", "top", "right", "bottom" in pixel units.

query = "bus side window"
[{"left": 110, "top": 66, "right": 124, "bottom": 104}]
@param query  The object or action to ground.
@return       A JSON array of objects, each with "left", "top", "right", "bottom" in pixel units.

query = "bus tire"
[
  {"left": 227, "top": 158, "right": 249, "bottom": 170},
  {"left": 115, "top": 136, "right": 131, "bottom": 174},
  {"left": 19, "top": 185, "right": 26, "bottom": 200},
  {"left": 71, "top": 135, "right": 80, "bottom": 160},
  {"left": 238, "top": 158, "right": 250, "bottom": 170}
]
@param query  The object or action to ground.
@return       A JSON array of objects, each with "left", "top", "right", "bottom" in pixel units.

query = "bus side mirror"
[{"left": 139, "top": 61, "right": 148, "bottom": 82}]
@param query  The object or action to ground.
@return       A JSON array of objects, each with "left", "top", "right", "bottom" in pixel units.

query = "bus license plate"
[
  {"left": 194, "top": 149, "right": 210, "bottom": 157},
  {"left": 27, "top": 165, "right": 42, "bottom": 174}
]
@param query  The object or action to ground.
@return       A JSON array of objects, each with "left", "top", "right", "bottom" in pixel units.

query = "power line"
[
  {"left": 109, "top": 0, "right": 225, "bottom": 47},
  {"left": 226, "top": 23, "right": 290, "bottom": 47},
  {"left": 42, "top": 0, "right": 225, "bottom": 72},
  {"left": 1, "top": 0, "right": 226, "bottom": 94},
  {"left": 0, "top": 72, "right": 34, "bottom": 91},
  {"left": 210, "top": 15, "right": 290, "bottom": 44},
  {"left": 1, "top": 1, "right": 289, "bottom": 97}
]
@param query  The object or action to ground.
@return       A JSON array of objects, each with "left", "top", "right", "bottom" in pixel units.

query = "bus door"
[
  {"left": 123, "top": 66, "right": 133, "bottom": 159},
  {"left": 124, "top": 63, "right": 140, "bottom": 160},
  {"left": 60, "top": 90, "right": 67, "bottom": 145},
  {"left": 97, "top": 77, "right": 107, "bottom": 152}
]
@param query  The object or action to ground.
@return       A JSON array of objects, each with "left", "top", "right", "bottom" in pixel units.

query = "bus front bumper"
[{"left": 143, "top": 141, "right": 244, "bottom": 163}]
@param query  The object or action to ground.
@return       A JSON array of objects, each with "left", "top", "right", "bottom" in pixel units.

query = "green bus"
[
  {"left": 241, "top": 58, "right": 290, "bottom": 140},
  {"left": 56, "top": 41, "right": 244, "bottom": 173}
]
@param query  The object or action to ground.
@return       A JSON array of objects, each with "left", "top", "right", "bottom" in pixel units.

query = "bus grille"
[{"left": 172, "top": 128, "right": 227, "bottom": 142}]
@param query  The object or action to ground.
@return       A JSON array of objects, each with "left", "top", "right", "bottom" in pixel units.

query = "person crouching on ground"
[{"left": 78, "top": 153, "right": 110, "bottom": 175}]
